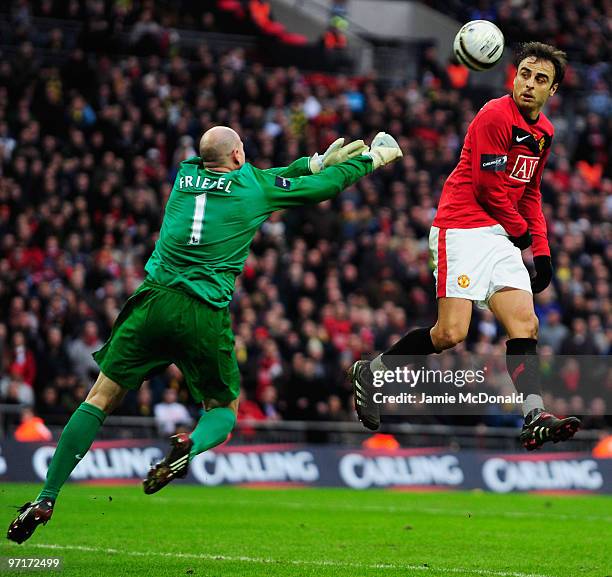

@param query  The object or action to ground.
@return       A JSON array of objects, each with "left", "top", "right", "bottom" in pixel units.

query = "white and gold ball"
[{"left": 453, "top": 20, "right": 505, "bottom": 71}]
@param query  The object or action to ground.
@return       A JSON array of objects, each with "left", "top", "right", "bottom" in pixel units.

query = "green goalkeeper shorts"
[{"left": 93, "top": 278, "right": 240, "bottom": 404}]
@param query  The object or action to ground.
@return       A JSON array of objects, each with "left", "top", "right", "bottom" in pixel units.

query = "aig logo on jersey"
[{"left": 510, "top": 155, "right": 539, "bottom": 182}]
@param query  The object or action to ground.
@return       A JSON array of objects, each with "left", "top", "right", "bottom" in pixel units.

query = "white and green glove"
[
  {"left": 364, "top": 132, "right": 403, "bottom": 169},
  {"left": 309, "top": 138, "right": 370, "bottom": 174}
]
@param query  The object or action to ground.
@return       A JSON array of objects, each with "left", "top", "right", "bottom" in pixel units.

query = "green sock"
[
  {"left": 189, "top": 407, "right": 236, "bottom": 460},
  {"left": 37, "top": 402, "right": 106, "bottom": 502}
]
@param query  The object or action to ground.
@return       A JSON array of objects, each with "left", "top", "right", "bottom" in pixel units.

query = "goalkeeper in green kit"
[{"left": 7, "top": 126, "right": 402, "bottom": 543}]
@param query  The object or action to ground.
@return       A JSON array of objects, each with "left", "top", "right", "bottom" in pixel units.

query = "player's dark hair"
[{"left": 514, "top": 42, "right": 567, "bottom": 86}]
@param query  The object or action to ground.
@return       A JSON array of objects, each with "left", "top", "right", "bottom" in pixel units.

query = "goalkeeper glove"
[
  {"left": 531, "top": 255, "right": 553, "bottom": 294},
  {"left": 364, "top": 132, "right": 403, "bottom": 169},
  {"left": 309, "top": 138, "right": 369, "bottom": 174}
]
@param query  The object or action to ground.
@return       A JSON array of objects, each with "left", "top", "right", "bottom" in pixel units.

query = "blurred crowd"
[
  {"left": 428, "top": 0, "right": 609, "bottom": 65},
  {"left": 0, "top": 1, "right": 609, "bottom": 436}
]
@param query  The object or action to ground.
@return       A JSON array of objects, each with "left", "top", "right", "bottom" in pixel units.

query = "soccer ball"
[{"left": 453, "top": 20, "right": 505, "bottom": 71}]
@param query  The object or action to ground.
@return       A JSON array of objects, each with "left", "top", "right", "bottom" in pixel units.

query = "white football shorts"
[{"left": 429, "top": 224, "right": 532, "bottom": 306}]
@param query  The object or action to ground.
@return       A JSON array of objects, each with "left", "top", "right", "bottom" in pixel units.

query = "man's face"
[{"left": 512, "top": 56, "right": 558, "bottom": 117}]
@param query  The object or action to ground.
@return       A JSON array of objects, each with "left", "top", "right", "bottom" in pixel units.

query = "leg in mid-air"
[
  {"left": 488, "top": 288, "right": 580, "bottom": 450},
  {"left": 143, "top": 396, "right": 238, "bottom": 494},
  {"left": 143, "top": 287, "right": 242, "bottom": 494},
  {"left": 349, "top": 297, "right": 472, "bottom": 430},
  {"left": 6, "top": 281, "right": 187, "bottom": 543},
  {"left": 7, "top": 373, "right": 127, "bottom": 544}
]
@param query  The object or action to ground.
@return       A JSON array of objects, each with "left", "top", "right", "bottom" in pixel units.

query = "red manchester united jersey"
[{"left": 433, "top": 94, "right": 553, "bottom": 256}]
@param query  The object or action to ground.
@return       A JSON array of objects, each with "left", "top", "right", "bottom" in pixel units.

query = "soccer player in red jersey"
[{"left": 350, "top": 42, "right": 581, "bottom": 449}]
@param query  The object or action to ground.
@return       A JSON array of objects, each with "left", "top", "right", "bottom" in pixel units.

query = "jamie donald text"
[{"left": 373, "top": 391, "right": 524, "bottom": 405}]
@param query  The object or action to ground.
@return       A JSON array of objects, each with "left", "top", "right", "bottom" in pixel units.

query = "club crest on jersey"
[
  {"left": 538, "top": 136, "right": 546, "bottom": 152},
  {"left": 510, "top": 155, "right": 539, "bottom": 182},
  {"left": 457, "top": 274, "right": 470, "bottom": 288}
]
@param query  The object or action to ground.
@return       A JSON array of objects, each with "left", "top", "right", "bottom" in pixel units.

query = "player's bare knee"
[
  {"left": 511, "top": 310, "right": 539, "bottom": 339},
  {"left": 85, "top": 392, "right": 110, "bottom": 413},
  {"left": 204, "top": 397, "right": 239, "bottom": 415},
  {"left": 525, "top": 313, "right": 539, "bottom": 339},
  {"left": 431, "top": 324, "right": 468, "bottom": 350},
  {"left": 85, "top": 373, "right": 126, "bottom": 414},
  {"left": 86, "top": 389, "right": 124, "bottom": 413}
]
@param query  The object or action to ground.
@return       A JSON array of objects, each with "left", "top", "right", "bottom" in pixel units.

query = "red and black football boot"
[
  {"left": 7, "top": 499, "right": 54, "bottom": 544},
  {"left": 520, "top": 409, "right": 581, "bottom": 451},
  {"left": 348, "top": 360, "right": 380, "bottom": 431},
  {"left": 143, "top": 433, "right": 193, "bottom": 494}
]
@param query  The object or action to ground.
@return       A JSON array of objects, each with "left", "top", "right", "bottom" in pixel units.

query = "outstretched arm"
[
  {"left": 253, "top": 132, "right": 401, "bottom": 212},
  {"left": 253, "top": 156, "right": 373, "bottom": 212},
  {"left": 263, "top": 138, "right": 369, "bottom": 178},
  {"left": 263, "top": 157, "right": 312, "bottom": 178}
]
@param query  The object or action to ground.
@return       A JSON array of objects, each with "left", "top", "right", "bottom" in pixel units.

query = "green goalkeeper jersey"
[{"left": 145, "top": 155, "right": 372, "bottom": 308}]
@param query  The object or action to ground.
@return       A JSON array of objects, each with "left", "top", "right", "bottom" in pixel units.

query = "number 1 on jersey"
[{"left": 188, "top": 193, "right": 207, "bottom": 244}]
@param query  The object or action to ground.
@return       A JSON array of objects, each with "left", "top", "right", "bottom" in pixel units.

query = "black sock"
[
  {"left": 506, "top": 338, "right": 544, "bottom": 417},
  {"left": 375, "top": 327, "right": 437, "bottom": 370}
]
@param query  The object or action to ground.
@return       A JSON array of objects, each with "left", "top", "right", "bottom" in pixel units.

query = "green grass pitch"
[{"left": 1, "top": 483, "right": 610, "bottom": 577}]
